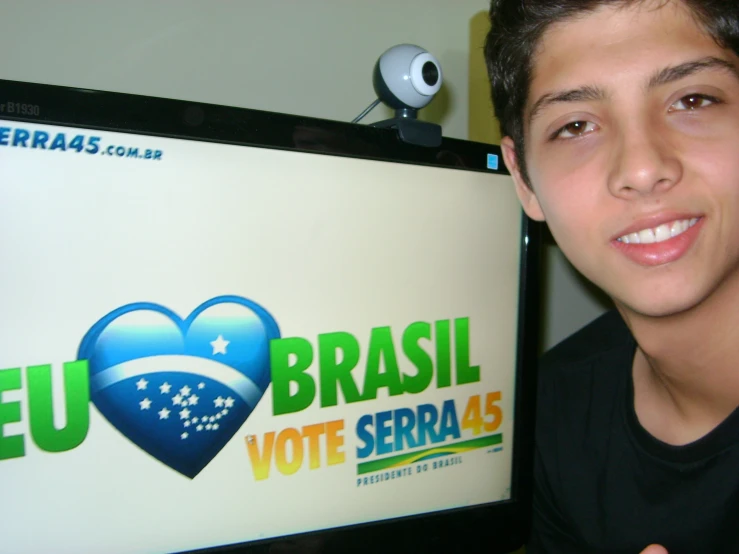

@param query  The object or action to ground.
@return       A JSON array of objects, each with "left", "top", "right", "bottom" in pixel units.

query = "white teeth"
[
  {"left": 618, "top": 218, "right": 698, "bottom": 244},
  {"left": 638, "top": 228, "right": 656, "bottom": 244},
  {"left": 654, "top": 223, "right": 671, "bottom": 242}
]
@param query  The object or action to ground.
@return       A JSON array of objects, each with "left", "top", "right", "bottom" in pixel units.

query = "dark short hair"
[{"left": 484, "top": 0, "right": 739, "bottom": 187}]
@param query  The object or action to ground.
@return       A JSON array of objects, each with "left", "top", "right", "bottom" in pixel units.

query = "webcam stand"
[{"left": 371, "top": 108, "right": 442, "bottom": 148}]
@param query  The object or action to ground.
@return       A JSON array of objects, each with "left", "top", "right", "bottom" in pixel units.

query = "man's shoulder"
[
  {"left": 533, "top": 310, "right": 635, "bottom": 479},
  {"left": 539, "top": 309, "right": 633, "bottom": 374},
  {"left": 534, "top": 309, "right": 635, "bottom": 421}
]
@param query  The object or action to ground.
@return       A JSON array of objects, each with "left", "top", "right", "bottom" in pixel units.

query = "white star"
[
  {"left": 179, "top": 408, "right": 191, "bottom": 420},
  {"left": 136, "top": 378, "right": 148, "bottom": 391},
  {"left": 215, "top": 413, "right": 222, "bottom": 420},
  {"left": 139, "top": 398, "right": 152, "bottom": 410},
  {"left": 224, "top": 397, "right": 235, "bottom": 408},
  {"left": 196, "top": 424, "right": 204, "bottom": 431},
  {"left": 213, "top": 423, "right": 219, "bottom": 430},
  {"left": 158, "top": 407, "right": 170, "bottom": 420},
  {"left": 209, "top": 416, "right": 216, "bottom": 423},
  {"left": 197, "top": 382, "right": 205, "bottom": 390},
  {"left": 188, "top": 394, "right": 199, "bottom": 406},
  {"left": 210, "top": 334, "right": 230, "bottom": 355},
  {"left": 184, "top": 420, "right": 191, "bottom": 427},
  {"left": 206, "top": 423, "right": 213, "bottom": 430},
  {"left": 172, "top": 394, "right": 183, "bottom": 406},
  {"left": 214, "top": 396, "right": 225, "bottom": 408},
  {"left": 181, "top": 432, "right": 189, "bottom": 440},
  {"left": 192, "top": 417, "right": 199, "bottom": 424},
  {"left": 180, "top": 385, "right": 191, "bottom": 397},
  {"left": 159, "top": 382, "right": 171, "bottom": 394},
  {"left": 222, "top": 409, "right": 229, "bottom": 416}
]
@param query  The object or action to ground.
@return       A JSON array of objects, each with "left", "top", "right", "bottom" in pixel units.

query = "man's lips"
[
  {"left": 611, "top": 212, "right": 703, "bottom": 242},
  {"left": 611, "top": 217, "right": 704, "bottom": 267}
]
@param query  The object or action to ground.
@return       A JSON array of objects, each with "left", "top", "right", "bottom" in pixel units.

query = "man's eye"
[
  {"left": 552, "top": 121, "right": 596, "bottom": 140},
  {"left": 670, "top": 93, "right": 719, "bottom": 111}
]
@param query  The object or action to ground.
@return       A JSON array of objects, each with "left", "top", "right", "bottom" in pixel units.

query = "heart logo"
[{"left": 78, "top": 295, "right": 281, "bottom": 478}]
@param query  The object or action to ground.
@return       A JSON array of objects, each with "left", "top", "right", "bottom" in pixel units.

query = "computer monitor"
[{"left": 0, "top": 79, "right": 540, "bottom": 554}]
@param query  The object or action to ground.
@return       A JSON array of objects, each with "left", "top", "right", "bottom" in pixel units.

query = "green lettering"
[
  {"left": 363, "top": 327, "right": 403, "bottom": 400},
  {"left": 0, "top": 367, "right": 24, "bottom": 460},
  {"left": 455, "top": 318, "right": 479, "bottom": 384},
  {"left": 401, "top": 322, "right": 433, "bottom": 394},
  {"left": 435, "top": 320, "right": 451, "bottom": 388},
  {"left": 318, "top": 332, "right": 362, "bottom": 407},
  {"left": 27, "top": 361, "right": 90, "bottom": 453},
  {"left": 270, "top": 338, "right": 315, "bottom": 415}
]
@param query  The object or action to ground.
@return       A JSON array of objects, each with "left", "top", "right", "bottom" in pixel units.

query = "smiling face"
[{"left": 502, "top": 0, "right": 739, "bottom": 319}]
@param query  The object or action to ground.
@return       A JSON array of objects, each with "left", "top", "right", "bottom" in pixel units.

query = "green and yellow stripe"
[{"left": 356, "top": 433, "right": 502, "bottom": 475}]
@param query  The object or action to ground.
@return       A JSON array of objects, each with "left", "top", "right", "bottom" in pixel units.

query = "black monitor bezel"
[{"left": 0, "top": 79, "right": 540, "bottom": 554}]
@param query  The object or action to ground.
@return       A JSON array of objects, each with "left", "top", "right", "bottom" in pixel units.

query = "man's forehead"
[
  {"left": 528, "top": 0, "right": 695, "bottom": 79},
  {"left": 523, "top": 0, "right": 733, "bottom": 122}
]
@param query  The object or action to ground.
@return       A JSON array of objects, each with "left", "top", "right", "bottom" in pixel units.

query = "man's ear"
[{"left": 501, "top": 137, "right": 545, "bottom": 222}]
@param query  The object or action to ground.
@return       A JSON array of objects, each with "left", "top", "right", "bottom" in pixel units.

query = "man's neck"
[{"left": 619, "top": 270, "right": 739, "bottom": 446}]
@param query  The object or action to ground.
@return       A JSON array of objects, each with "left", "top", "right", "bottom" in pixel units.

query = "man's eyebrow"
[
  {"left": 528, "top": 85, "right": 607, "bottom": 125},
  {"left": 647, "top": 56, "right": 739, "bottom": 89},
  {"left": 527, "top": 57, "right": 739, "bottom": 127}
]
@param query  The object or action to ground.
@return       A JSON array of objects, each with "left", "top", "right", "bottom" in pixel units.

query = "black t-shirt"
[{"left": 527, "top": 310, "right": 739, "bottom": 554}]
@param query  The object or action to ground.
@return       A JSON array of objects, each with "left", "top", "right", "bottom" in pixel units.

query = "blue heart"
[{"left": 78, "top": 295, "right": 280, "bottom": 478}]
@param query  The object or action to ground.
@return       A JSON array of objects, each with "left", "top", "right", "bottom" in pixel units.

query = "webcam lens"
[{"left": 422, "top": 62, "right": 439, "bottom": 86}]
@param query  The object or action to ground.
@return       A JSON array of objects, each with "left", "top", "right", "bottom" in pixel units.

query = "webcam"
[
  {"left": 373, "top": 44, "right": 443, "bottom": 113},
  {"left": 352, "top": 44, "right": 444, "bottom": 147}
]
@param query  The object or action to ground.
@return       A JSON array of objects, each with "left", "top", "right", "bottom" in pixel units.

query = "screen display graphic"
[{"left": 0, "top": 119, "right": 523, "bottom": 554}]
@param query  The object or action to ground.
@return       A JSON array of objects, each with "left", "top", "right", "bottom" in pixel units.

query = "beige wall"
[{"left": 0, "top": 0, "right": 489, "bottom": 140}]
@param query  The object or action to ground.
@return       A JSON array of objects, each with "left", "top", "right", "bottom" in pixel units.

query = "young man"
[{"left": 484, "top": 1, "right": 739, "bottom": 553}]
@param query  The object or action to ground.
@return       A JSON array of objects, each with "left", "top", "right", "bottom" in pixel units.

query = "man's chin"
[{"left": 612, "top": 294, "right": 707, "bottom": 321}]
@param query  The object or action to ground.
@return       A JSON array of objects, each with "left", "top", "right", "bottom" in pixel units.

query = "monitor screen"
[{"left": 0, "top": 80, "right": 539, "bottom": 554}]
